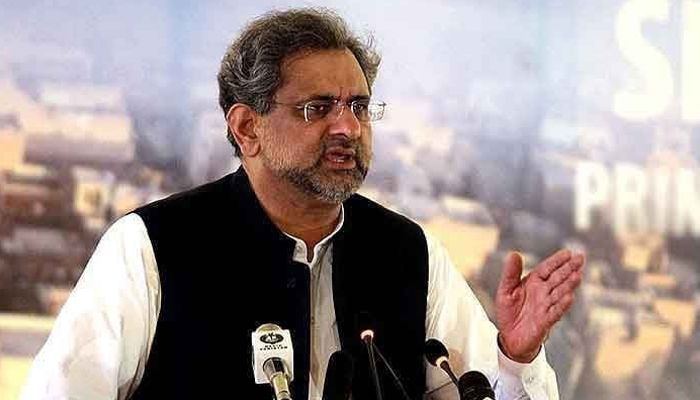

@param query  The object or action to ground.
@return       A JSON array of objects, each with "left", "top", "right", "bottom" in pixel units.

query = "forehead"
[{"left": 276, "top": 48, "right": 370, "bottom": 100}]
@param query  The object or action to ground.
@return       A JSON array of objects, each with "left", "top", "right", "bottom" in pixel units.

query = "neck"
[{"left": 244, "top": 164, "right": 342, "bottom": 254}]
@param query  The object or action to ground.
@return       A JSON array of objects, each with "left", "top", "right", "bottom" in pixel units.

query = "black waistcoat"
[{"left": 129, "top": 168, "right": 428, "bottom": 399}]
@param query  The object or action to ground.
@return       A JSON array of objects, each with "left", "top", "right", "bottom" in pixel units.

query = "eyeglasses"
[{"left": 273, "top": 98, "right": 386, "bottom": 123}]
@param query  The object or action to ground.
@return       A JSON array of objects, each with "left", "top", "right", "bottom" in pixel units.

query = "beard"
[{"left": 261, "top": 137, "right": 371, "bottom": 204}]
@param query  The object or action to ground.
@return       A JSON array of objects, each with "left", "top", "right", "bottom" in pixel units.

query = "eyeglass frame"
[{"left": 271, "top": 96, "right": 386, "bottom": 123}]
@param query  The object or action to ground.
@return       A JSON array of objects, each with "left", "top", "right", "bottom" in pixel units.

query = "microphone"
[
  {"left": 322, "top": 351, "right": 354, "bottom": 400},
  {"left": 357, "top": 312, "right": 383, "bottom": 400},
  {"left": 424, "top": 338, "right": 459, "bottom": 388},
  {"left": 458, "top": 371, "right": 494, "bottom": 400},
  {"left": 357, "top": 312, "right": 412, "bottom": 400},
  {"left": 252, "top": 323, "right": 295, "bottom": 400}
]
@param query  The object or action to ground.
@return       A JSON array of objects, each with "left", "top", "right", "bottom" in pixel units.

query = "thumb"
[{"left": 498, "top": 252, "right": 523, "bottom": 295}]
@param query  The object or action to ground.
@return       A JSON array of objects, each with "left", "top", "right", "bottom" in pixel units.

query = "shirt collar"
[{"left": 283, "top": 205, "right": 345, "bottom": 267}]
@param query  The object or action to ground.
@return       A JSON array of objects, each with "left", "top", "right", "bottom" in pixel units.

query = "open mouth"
[
  {"left": 324, "top": 147, "right": 356, "bottom": 165},
  {"left": 326, "top": 153, "right": 354, "bottom": 163}
]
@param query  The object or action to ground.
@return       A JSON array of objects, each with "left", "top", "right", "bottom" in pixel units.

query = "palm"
[{"left": 496, "top": 251, "right": 584, "bottom": 363}]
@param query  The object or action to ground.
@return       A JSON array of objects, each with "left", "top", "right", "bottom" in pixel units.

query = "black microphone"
[
  {"left": 357, "top": 312, "right": 383, "bottom": 400},
  {"left": 424, "top": 338, "right": 459, "bottom": 388},
  {"left": 322, "top": 351, "right": 354, "bottom": 400},
  {"left": 458, "top": 371, "right": 494, "bottom": 400},
  {"left": 357, "top": 312, "right": 412, "bottom": 400}
]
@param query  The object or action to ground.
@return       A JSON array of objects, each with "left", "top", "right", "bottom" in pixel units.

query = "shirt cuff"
[
  {"left": 497, "top": 343, "right": 555, "bottom": 399},
  {"left": 498, "top": 342, "right": 541, "bottom": 376}
]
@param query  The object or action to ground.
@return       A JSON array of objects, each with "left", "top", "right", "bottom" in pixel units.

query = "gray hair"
[{"left": 217, "top": 7, "right": 382, "bottom": 156}]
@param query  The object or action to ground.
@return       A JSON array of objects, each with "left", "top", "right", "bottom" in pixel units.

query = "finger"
[
  {"left": 536, "top": 249, "right": 572, "bottom": 280},
  {"left": 498, "top": 252, "right": 524, "bottom": 295},
  {"left": 548, "top": 271, "right": 582, "bottom": 305},
  {"left": 576, "top": 252, "right": 586, "bottom": 274},
  {"left": 546, "top": 254, "right": 584, "bottom": 292},
  {"left": 546, "top": 293, "right": 575, "bottom": 325}
]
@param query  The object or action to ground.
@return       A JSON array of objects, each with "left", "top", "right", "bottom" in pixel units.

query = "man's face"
[{"left": 256, "top": 48, "right": 373, "bottom": 204}]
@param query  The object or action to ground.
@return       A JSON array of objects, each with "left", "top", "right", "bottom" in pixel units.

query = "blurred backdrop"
[{"left": 1, "top": 1, "right": 699, "bottom": 399}]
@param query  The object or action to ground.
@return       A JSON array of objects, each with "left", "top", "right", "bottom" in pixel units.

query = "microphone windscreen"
[
  {"left": 424, "top": 338, "right": 449, "bottom": 366},
  {"left": 356, "top": 311, "right": 378, "bottom": 341},
  {"left": 322, "top": 351, "right": 354, "bottom": 400},
  {"left": 458, "top": 370, "right": 494, "bottom": 400}
]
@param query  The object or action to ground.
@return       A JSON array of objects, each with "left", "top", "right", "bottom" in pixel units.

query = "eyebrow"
[
  {"left": 298, "top": 94, "right": 371, "bottom": 103},
  {"left": 349, "top": 94, "right": 371, "bottom": 102}
]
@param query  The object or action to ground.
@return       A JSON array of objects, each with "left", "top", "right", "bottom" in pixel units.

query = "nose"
[{"left": 328, "top": 101, "right": 361, "bottom": 139}]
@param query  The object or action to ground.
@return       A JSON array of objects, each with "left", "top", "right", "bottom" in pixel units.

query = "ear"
[{"left": 226, "top": 104, "right": 261, "bottom": 157}]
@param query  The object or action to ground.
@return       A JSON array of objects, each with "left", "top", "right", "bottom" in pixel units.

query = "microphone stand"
[{"left": 437, "top": 357, "right": 459, "bottom": 388}]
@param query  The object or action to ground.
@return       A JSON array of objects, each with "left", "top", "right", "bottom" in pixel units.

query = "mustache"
[
  {"left": 314, "top": 137, "right": 370, "bottom": 174},
  {"left": 321, "top": 138, "right": 360, "bottom": 152}
]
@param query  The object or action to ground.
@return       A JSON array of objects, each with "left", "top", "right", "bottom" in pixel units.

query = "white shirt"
[{"left": 20, "top": 211, "right": 559, "bottom": 400}]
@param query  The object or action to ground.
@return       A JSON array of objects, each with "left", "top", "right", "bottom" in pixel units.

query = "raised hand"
[{"left": 495, "top": 250, "right": 584, "bottom": 363}]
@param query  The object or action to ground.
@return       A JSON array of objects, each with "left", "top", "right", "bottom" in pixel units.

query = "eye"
[
  {"left": 352, "top": 100, "right": 371, "bottom": 120},
  {"left": 353, "top": 101, "right": 369, "bottom": 111},
  {"left": 305, "top": 101, "right": 332, "bottom": 113}
]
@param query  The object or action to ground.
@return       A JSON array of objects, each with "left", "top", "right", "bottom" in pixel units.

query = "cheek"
[
  {"left": 265, "top": 120, "right": 320, "bottom": 159},
  {"left": 285, "top": 123, "right": 326, "bottom": 151},
  {"left": 261, "top": 120, "right": 293, "bottom": 152}
]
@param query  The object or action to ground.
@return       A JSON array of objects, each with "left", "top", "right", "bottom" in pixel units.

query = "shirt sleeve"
[
  {"left": 423, "top": 231, "right": 559, "bottom": 400},
  {"left": 19, "top": 213, "right": 161, "bottom": 400}
]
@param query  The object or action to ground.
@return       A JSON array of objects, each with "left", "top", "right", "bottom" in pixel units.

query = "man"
[{"left": 21, "top": 8, "right": 583, "bottom": 400}]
